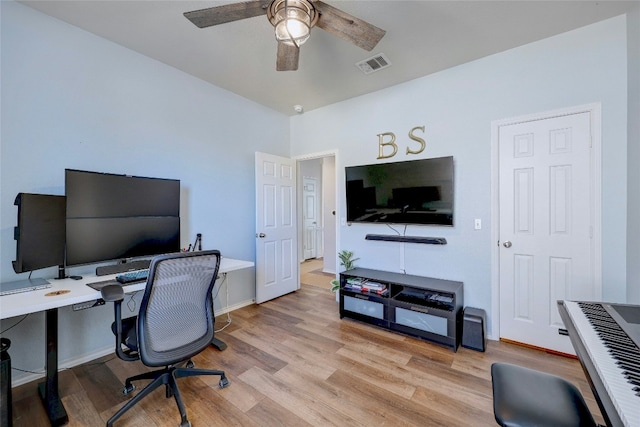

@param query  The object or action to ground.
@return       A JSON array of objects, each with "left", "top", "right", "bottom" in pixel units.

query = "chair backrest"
[{"left": 137, "top": 250, "right": 221, "bottom": 367}]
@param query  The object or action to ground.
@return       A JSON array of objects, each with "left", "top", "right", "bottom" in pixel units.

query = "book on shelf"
[
  {"left": 343, "top": 277, "right": 388, "bottom": 295},
  {"left": 366, "top": 288, "right": 389, "bottom": 296}
]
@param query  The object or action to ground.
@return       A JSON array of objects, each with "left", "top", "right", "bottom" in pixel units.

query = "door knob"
[
  {"left": 257, "top": 233, "right": 266, "bottom": 238},
  {"left": 503, "top": 241, "right": 512, "bottom": 248}
]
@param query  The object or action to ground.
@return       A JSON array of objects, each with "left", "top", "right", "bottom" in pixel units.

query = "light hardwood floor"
[{"left": 11, "top": 259, "right": 603, "bottom": 426}]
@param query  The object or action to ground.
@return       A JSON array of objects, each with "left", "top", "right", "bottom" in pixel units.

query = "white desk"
[
  {"left": 0, "top": 257, "right": 254, "bottom": 426},
  {"left": 1, "top": 257, "right": 254, "bottom": 319}
]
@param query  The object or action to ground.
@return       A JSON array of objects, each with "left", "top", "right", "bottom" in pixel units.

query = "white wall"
[
  {"left": 290, "top": 16, "right": 630, "bottom": 336},
  {"left": 0, "top": 1, "right": 289, "bottom": 384},
  {"left": 322, "top": 156, "right": 337, "bottom": 274},
  {"left": 627, "top": 3, "right": 640, "bottom": 304}
]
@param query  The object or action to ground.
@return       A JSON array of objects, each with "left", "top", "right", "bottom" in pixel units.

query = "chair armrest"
[
  {"left": 101, "top": 283, "right": 139, "bottom": 362},
  {"left": 101, "top": 284, "right": 124, "bottom": 302}
]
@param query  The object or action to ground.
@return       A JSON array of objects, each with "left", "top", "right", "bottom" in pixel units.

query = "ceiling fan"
[{"left": 184, "top": 0, "right": 386, "bottom": 71}]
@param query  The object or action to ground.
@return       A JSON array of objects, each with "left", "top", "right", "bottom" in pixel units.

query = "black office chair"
[
  {"left": 491, "top": 362, "right": 598, "bottom": 427},
  {"left": 101, "top": 250, "right": 229, "bottom": 427}
]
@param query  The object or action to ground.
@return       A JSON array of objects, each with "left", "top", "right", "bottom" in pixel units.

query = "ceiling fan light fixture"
[{"left": 268, "top": 0, "right": 318, "bottom": 47}]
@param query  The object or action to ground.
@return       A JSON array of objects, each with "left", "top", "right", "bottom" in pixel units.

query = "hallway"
[{"left": 300, "top": 258, "right": 334, "bottom": 290}]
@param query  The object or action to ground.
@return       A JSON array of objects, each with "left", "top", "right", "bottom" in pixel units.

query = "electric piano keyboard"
[{"left": 559, "top": 300, "right": 640, "bottom": 427}]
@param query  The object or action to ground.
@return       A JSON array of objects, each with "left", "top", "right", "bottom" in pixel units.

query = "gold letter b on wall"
[{"left": 377, "top": 132, "right": 398, "bottom": 159}]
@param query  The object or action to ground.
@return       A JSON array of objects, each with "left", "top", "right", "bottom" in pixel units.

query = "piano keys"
[{"left": 558, "top": 300, "right": 640, "bottom": 427}]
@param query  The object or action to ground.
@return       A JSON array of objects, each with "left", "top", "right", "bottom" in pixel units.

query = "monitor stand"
[{"left": 56, "top": 265, "right": 66, "bottom": 280}]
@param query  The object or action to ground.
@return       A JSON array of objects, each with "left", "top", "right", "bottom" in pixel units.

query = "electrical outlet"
[{"left": 474, "top": 219, "right": 482, "bottom": 230}]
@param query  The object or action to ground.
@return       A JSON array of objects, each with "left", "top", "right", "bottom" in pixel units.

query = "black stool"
[{"left": 491, "top": 362, "right": 597, "bottom": 427}]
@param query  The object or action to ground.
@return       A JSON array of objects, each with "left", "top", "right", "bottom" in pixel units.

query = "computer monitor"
[
  {"left": 65, "top": 169, "right": 180, "bottom": 267},
  {"left": 13, "top": 193, "right": 66, "bottom": 273}
]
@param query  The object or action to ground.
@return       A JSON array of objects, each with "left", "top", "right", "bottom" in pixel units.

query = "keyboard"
[
  {"left": 116, "top": 269, "right": 149, "bottom": 284},
  {"left": 558, "top": 300, "right": 640, "bottom": 427},
  {"left": 0, "top": 278, "right": 51, "bottom": 296}
]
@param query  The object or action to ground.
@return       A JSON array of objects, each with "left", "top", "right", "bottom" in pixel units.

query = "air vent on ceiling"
[{"left": 355, "top": 53, "right": 391, "bottom": 75}]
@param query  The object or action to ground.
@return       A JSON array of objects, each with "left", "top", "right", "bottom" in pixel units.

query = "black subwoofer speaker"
[
  {"left": 462, "top": 307, "right": 486, "bottom": 352},
  {"left": 1, "top": 338, "right": 12, "bottom": 427}
]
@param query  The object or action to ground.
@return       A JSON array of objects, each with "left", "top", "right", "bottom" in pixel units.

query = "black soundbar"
[
  {"left": 365, "top": 234, "right": 447, "bottom": 245},
  {"left": 95, "top": 259, "right": 151, "bottom": 276}
]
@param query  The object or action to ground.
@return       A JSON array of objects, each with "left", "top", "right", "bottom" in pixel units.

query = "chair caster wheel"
[
  {"left": 219, "top": 376, "right": 230, "bottom": 389},
  {"left": 122, "top": 384, "right": 135, "bottom": 395},
  {"left": 186, "top": 360, "right": 194, "bottom": 369}
]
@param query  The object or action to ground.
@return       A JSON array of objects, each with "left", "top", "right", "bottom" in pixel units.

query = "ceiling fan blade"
[
  {"left": 276, "top": 42, "right": 300, "bottom": 71},
  {"left": 314, "top": 1, "right": 385, "bottom": 51},
  {"left": 184, "top": 1, "right": 270, "bottom": 28}
]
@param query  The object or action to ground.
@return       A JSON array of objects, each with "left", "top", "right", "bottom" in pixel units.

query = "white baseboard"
[
  {"left": 217, "top": 299, "right": 254, "bottom": 315},
  {"left": 11, "top": 345, "right": 114, "bottom": 388}
]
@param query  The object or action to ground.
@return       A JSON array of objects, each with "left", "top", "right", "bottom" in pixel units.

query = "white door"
[
  {"left": 303, "top": 176, "right": 318, "bottom": 260},
  {"left": 255, "top": 152, "right": 299, "bottom": 304},
  {"left": 498, "top": 110, "right": 599, "bottom": 354}
]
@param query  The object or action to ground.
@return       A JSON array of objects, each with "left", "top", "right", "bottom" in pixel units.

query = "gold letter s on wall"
[
  {"left": 406, "top": 126, "right": 426, "bottom": 155},
  {"left": 377, "top": 132, "right": 398, "bottom": 159}
]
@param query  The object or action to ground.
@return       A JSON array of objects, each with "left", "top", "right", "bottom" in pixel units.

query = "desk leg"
[{"left": 37, "top": 308, "right": 68, "bottom": 426}]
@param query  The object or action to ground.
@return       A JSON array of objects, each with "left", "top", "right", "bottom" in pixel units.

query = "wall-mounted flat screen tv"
[
  {"left": 65, "top": 169, "right": 180, "bottom": 267},
  {"left": 345, "top": 156, "right": 454, "bottom": 226}
]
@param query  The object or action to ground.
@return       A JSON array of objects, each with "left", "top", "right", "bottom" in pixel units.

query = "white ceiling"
[{"left": 18, "top": 1, "right": 635, "bottom": 116}]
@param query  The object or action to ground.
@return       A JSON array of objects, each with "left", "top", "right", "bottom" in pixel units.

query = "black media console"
[{"left": 339, "top": 268, "right": 464, "bottom": 351}]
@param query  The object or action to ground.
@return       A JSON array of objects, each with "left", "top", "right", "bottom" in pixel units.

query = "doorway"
[
  {"left": 297, "top": 152, "right": 338, "bottom": 279},
  {"left": 491, "top": 103, "right": 602, "bottom": 354},
  {"left": 302, "top": 176, "right": 319, "bottom": 260}
]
